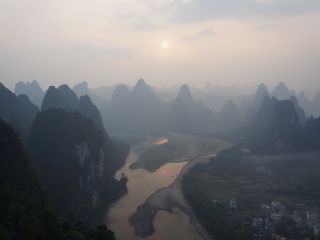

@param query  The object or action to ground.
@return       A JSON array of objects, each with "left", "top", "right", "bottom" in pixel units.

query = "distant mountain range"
[
  {"left": 105, "top": 80, "right": 219, "bottom": 134},
  {"left": 6, "top": 79, "right": 320, "bottom": 138},
  {"left": 13, "top": 80, "right": 320, "bottom": 118},
  {"left": 239, "top": 84, "right": 320, "bottom": 154}
]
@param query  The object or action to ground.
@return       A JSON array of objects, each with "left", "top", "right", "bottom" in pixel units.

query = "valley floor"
[
  {"left": 130, "top": 132, "right": 231, "bottom": 172},
  {"left": 183, "top": 148, "right": 320, "bottom": 240}
]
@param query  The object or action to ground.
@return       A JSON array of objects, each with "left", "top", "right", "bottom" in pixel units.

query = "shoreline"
[
  {"left": 129, "top": 151, "right": 229, "bottom": 240},
  {"left": 129, "top": 134, "right": 230, "bottom": 173},
  {"left": 104, "top": 140, "right": 189, "bottom": 240}
]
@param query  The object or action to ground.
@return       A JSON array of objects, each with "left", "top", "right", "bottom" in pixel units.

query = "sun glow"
[{"left": 162, "top": 41, "right": 169, "bottom": 49}]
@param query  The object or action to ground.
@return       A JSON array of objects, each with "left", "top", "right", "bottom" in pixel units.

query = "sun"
[{"left": 162, "top": 41, "right": 168, "bottom": 49}]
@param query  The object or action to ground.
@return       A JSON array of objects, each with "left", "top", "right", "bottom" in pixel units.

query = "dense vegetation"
[
  {"left": 27, "top": 109, "right": 128, "bottom": 220},
  {"left": 130, "top": 134, "right": 230, "bottom": 172},
  {"left": 0, "top": 118, "right": 116, "bottom": 240},
  {"left": 183, "top": 147, "right": 320, "bottom": 240}
]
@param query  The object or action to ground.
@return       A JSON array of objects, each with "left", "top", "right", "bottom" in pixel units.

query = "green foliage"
[
  {"left": 57, "top": 222, "right": 116, "bottom": 240},
  {"left": 0, "top": 118, "right": 116, "bottom": 240},
  {"left": 183, "top": 157, "right": 254, "bottom": 240},
  {"left": 131, "top": 134, "right": 230, "bottom": 172},
  {"left": 183, "top": 147, "right": 320, "bottom": 240},
  {"left": 26, "top": 109, "right": 128, "bottom": 219}
]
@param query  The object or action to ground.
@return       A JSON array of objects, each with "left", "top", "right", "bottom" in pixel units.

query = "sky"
[{"left": 0, "top": 0, "right": 320, "bottom": 91}]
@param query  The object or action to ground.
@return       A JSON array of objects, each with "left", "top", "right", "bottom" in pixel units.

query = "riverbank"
[
  {"left": 105, "top": 139, "right": 188, "bottom": 240},
  {"left": 130, "top": 133, "right": 230, "bottom": 172},
  {"left": 129, "top": 142, "right": 232, "bottom": 239},
  {"left": 104, "top": 136, "right": 231, "bottom": 240}
]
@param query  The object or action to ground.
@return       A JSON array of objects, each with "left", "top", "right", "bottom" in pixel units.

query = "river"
[
  {"left": 104, "top": 137, "right": 230, "bottom": 240},
  {"left": 103, "top": 138, "right": 204, "bottom": 240}
]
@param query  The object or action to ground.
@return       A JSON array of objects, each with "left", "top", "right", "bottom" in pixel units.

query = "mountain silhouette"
[
  {"left": 106, "top": 79, "right": 167, "bottom": 134},
  {"left": 15, "top": 80, "right": 44, "bottom": 106},
  {"left": 0, "top": 83, "right": 38, "bottom": 139},
  {"left": 218, "top": 100, "right": 242, "bottom": 130},
  {"left": 168, "top": 84, "right": 216, "bottom": 133},
  {"left": 73, "top": 81, "right": 90, "bottom": 97},
  {"left": 42, "top": 84, "right": 80, "bottom": 111},
  {"left": 244, "top": 96, "right": 302, "bottom": 153},
  {"left": 77, "top": 95, "right": 105, "bottom": 132},
  {"left": 246, "top": 83, "right": 270, "bottom": 121},
  {"left": 272, "top": 82, "right": 291, "bottom": 100},
  {"left": 27, "top": 109, "right": 128, "bottom": 219}
]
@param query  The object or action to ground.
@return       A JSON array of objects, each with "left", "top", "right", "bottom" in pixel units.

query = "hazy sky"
[{"left": 1, "top": 0, "right": 320, "bottom": 91}]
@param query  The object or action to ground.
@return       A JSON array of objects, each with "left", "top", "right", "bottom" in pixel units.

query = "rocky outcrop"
[
  {"left": 218, "top": 100, "right": 242, "bottom": 130},
  {"left": 0, "top": 83, "right": 39, "bottom": 139},
  {"left": 272, "top": 82, "right": 291, "bottom": 100},
  {"left": 77, "top": 95, "right": 105, "bottom": 131},
  {"left": 14, "top": 80, "right": 44, "bottom": 106},
  {"left": 73, "top": 81, "right": 90, "bottom": 97},
  {"left": 290, "top": 96, "right": 306, "bottom": 126},
  {"left": 41, "top": 86, "right": 67, "bottom": 111},
  {"left": 111, "top": 84, "right": 130, "bottom": 105},
  {"left": 246, "top": 83, "right": 270, "bottom": 121},
  {"left": 0, "top": 118, "right": 49, "bottom": 239},
  {"left": 297, "top": 91, "right": 312, "bottom": 117},
  {"left": 243, "top": 96, "right": 302, "bottom": 153},
  {"left": 41, "top": 85, "right": 79, "bottom": 111},
  {"left": 106, "top": 79, "right": 168, "bottom": 134},
  {"left": 27, "top": 109, "right": 128, "bottom": 219},
  {"left": 57, "top": 84, "right": 79, "bottom": 110},
  {"left": 312, "top": 92, "right": 320, "bottom": 117},
  {"left": 168, "top": 85, "right": 216, "bottom": 134}
]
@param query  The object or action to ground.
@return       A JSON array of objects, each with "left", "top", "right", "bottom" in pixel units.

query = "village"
[{"left": 213, "top": 199, "right": 320, "bottom": 240}]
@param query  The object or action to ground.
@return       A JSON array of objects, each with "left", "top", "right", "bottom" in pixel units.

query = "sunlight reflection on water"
[{"left": 106, "top": 141, "right": 191, "bottom": 240}]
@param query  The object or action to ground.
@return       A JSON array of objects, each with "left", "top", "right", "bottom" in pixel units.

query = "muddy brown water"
[{"left": 105, "top": 139, "right": 204, "bottom": 240}]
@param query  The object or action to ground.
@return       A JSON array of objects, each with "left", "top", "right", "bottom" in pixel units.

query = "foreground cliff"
[
  {"left": 27, "top": 109, "right": 128, "bottom": 220},
  {"left": 0, "top": 118, "right": 47, "bottom": 239},
  {"left": 0, "top": 118, "right": 117, "bottom": 240}
]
